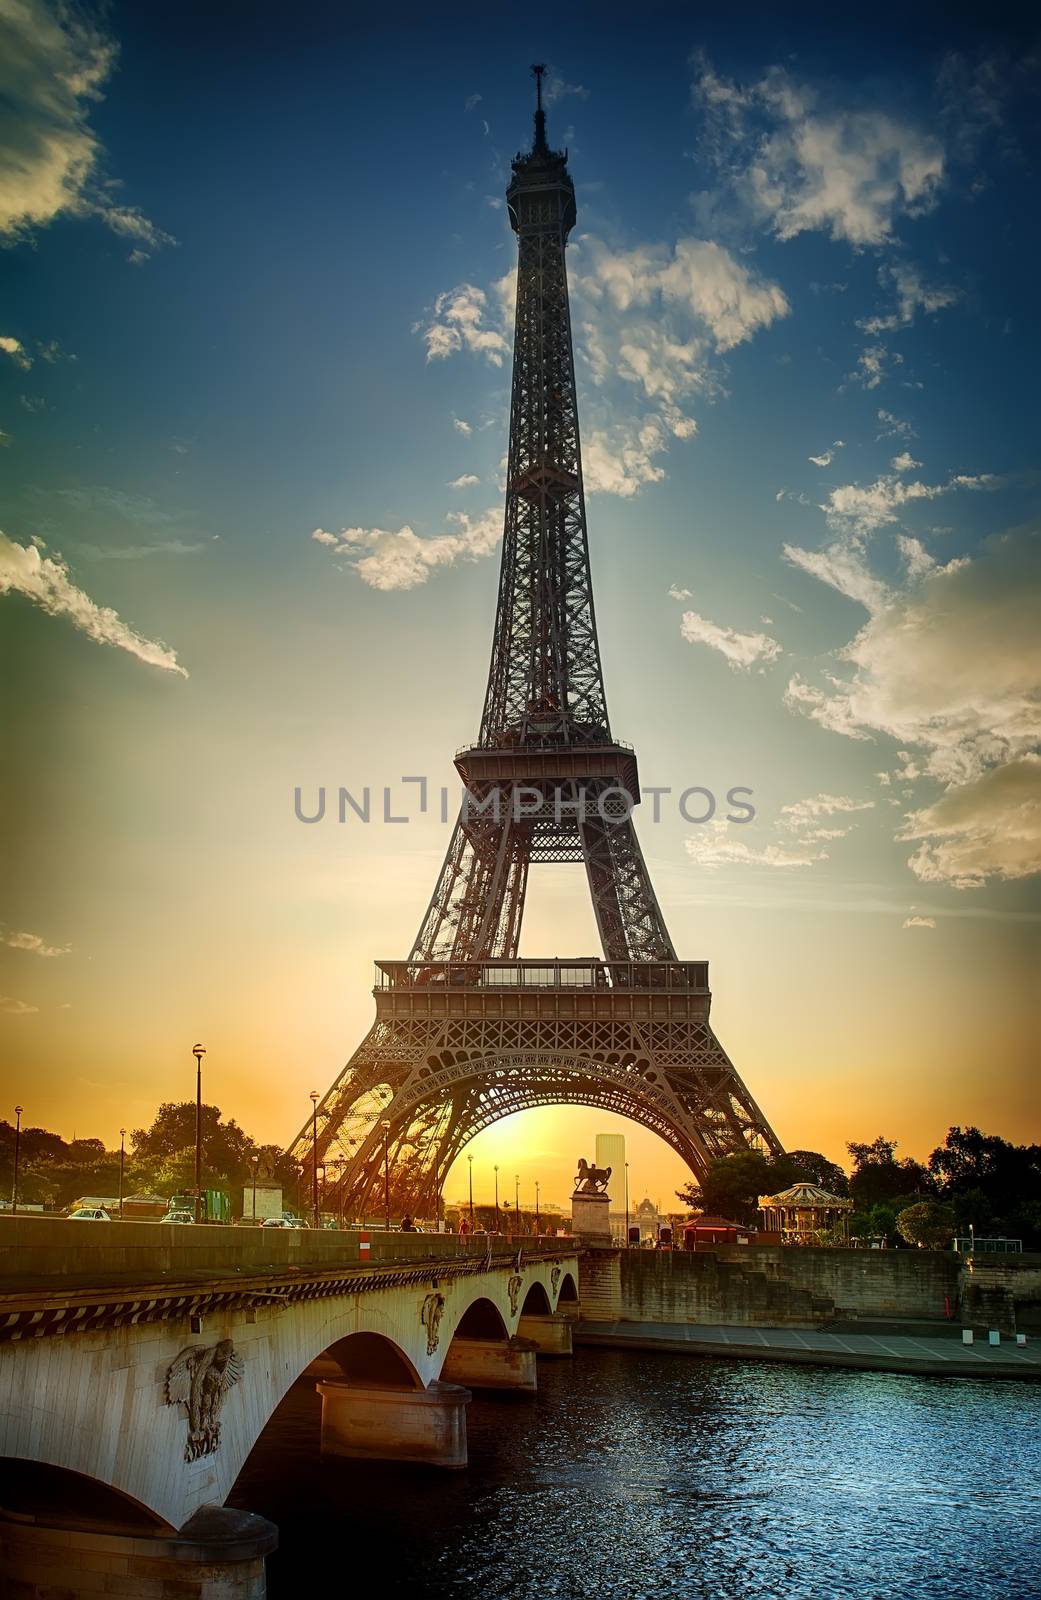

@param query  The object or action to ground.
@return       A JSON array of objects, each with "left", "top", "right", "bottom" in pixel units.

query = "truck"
[{"left": 170, "top": 1189, "right": 231, "bottom": 1224}]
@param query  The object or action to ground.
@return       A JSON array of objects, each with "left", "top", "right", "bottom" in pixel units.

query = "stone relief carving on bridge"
[
  {"left": 507, "top": 1274, "right": 523, "bottom": 1317},
  {"left": 551, "top": 1265, "right": 561, "bottom": 1295},
  {"left": 421, "top": 1292, "right": 446, "bottom": 1355},
  {"left": 164, "top": 1339, "right": 244, "bottom": 1462}
]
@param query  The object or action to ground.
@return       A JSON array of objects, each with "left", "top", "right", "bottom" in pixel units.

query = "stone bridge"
[{"left": 0, "top": 1220, "right": 580, "bottom": 1598}]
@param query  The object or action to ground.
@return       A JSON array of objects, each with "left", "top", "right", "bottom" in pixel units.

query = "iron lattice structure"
[{"left": 288, "top": 70, "right": 782, "bottom": 1216}]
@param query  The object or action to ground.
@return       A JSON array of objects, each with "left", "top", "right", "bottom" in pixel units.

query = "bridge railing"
[{"left": 0, "top": 1214, "right": 578, "bottom": 1289}]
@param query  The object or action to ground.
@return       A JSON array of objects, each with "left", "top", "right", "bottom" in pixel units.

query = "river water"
[{"left": 229, "top": 1350, "right": 1040, "bottom": 1600}]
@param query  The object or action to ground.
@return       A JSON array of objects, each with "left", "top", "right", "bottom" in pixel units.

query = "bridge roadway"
[{"left": 0, "top": 1219, "right": 580, "bottom": 1599}]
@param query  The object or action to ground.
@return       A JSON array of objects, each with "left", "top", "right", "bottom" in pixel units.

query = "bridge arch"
[
  {"left": 451, "top": 1296, "right": 510, "bottom": 1341},
  {"left": 324, "top": 1330, "right": 423, "bottom": 1390},
  {"left": 520, "top": 1281, "right": 552, "bottom": 1316},
  {"left": 556, "top": 1270, "right": 579, "bottom": 1308}
]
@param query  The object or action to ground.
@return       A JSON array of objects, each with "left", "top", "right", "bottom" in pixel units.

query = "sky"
[{"left": 1, "top": 0, "right": 1038, "bottom": 1209}]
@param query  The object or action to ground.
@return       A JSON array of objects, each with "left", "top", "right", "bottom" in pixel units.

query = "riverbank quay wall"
[{"left": 578, "top": 1247, "right": 1041, "bottom": 1332}]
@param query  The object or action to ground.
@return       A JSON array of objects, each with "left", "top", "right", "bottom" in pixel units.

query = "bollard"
[
  {"left": 988, "top": 1329, "right": 1000, "bottom": 1346},
  {"left": 962, "top": 1329, "right": 974, "bottom": 1345},
  {"left": 359, "top": 1230, "right": 371, "bottom": 1262}
]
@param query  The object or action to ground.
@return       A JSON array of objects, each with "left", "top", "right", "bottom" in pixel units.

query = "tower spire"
[{"left": 531, "top": 61, "right": 549, "bottom": 155}]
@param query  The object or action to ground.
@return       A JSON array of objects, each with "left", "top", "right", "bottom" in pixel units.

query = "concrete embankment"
[{"left": 575, "top": 1319, "right": 1041, "bottom": 1380}]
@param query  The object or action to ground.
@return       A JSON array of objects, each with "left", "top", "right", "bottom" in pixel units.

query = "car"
[
  {"left": 67, "top": 1207, "right": 111, "bottom": 1221},
  {"left": 262, "top": 1216, "right": 305, "bottom": 1229},
  {"left": 162, "top": 1211, "right": 194, "bottom": 1225}
]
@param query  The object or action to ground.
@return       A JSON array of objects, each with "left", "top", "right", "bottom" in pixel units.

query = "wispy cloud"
[
  {"left": 311, "top": 507, "right": 502, "bottom": 591},
  {"left": 1, "top": 929, "right": 70, "bottom": 957},
  {"left": 902, "top": 915, "right": 936, "bottom": 929},
  {"left": 676, "top": 605, "right": 782, "bottom": 670},
  {"left": 0, "top": 996, "right": 39, "bottom": 1015},
  {"left": 448, "top": 474, "right": 480, "bottom": 489},
  {"left": 685, "top": 818, "right": 827, "bottom": 870},
  {"left": 692, "top": 52, "right": 944, "bottom": 247},
  {"left": 0, "top": 532, "right": 188, "bottom": 675},
  {"left": 0, "top": 0, "right": 175, "bottom": 258},
  {"left": 0, "top": 335, "right": 32, "bottom": 370}
]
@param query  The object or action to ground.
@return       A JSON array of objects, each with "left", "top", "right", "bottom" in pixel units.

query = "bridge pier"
[
  {"left": 517, "top": 1311, "right": 574, "bottom": 1355},
  {"left": 0, "top": 1506, "right": 277, "bottom": 1600},
  {"left": 440, "top": 1334, "right": 538, "bottom": 1391},
  {"left": 316, "top": 1378, "right": 471, "bottom": 1468}
]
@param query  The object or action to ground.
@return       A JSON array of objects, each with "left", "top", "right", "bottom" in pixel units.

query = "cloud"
[
  {"left": 464, "top": 93, "right": 482, "bottom": 112},
  {"left": 848, "top": 343, "right": 901, "bottom": 390},
  {"left": 780, "top": 794, "right": 875, "bottom": 832},
  {"left": 0, "top": 995, "right": 39, "bottom": 1015},
  {"left": 809, "top": 440, "right": 844, "bottom": 468},
  {"left": 311, "top": 507, "right": 502, "bottom": 591},
  {"left": 877, "top": 409, "right": 916, "bottom": 441},
  {"left": 678, "top": 608, "right": 782, "bottom": 670},
  {"left": 543, "top": 73, "right": 589, "bottom": 106},
  {"left": 423, "top": 236, "right": 787, "bottom": 496},
  {"left": 0, "top": 531, "right": 187, "bottom": 674},
  {"left": 0, "top": 0, "right": 174, "bottom": 254},
  {"left": 1, "top": 929, "right": 70, "bottom": 957},
  {"left": 899, "top": 755, "right": 1041, "bottom": 889},
  {"left": 692, "top": 54, "right": 944, "bottom": 247},
  {"left": 783, "top": 542, "right": 891, "bottom": 611},
  {"left": 575, "top": 235, "right": 789, "bottom": 355},
  {"left": 448, "top": 474, "right": 480, "bottom": 489},
  {"left": 858, "top": 261, "right": 961, "bottom": 335},
  {"left": 685, "top": 818, "right": 827, "bottom": 870},
  {"left": 0, "top": 335, "right": 31, "bottom": 369},
  {"left": 891, "top": 451, "right": 921, "bottom": 473},
  {"left": 668, "top": 585, "right": 692, "bottom": 601},
  {"left": 902, "top": 915, "right": 936, "bottom": 929},
  {"left": 421, "top": 284, "right": 509, "bottom": 367},
  {"left": 452, "top": 417, "right": 472, "bottom": 436},
  {"left": 786, "top": 527, "right": 1041, "bottom": 786}
]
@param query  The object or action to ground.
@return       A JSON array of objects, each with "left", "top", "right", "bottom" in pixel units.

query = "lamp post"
[
  {"left": 535, "top": 1179, "right": 540, "bottom": 1236},
  {"left": 624, "top": 1160, "right": 630, "bottom": 1246},
  {"left": 11, "top": 1105, "right": 23, "bottom": 1214},
  {"left": 467, "top": 1152, "right": 474, "bottom": 1235},
  {"left": 515, "top": 1173, "right": 520, "bottom": 1236},
  {"left": 381, "top": 1119, "right": 392, "bottom": 1230},
  {"left": 493, "top": 1163, "right": 500, "bottom": 1233},
  {"left": 249, "top": 1154, "right": 258, "bottom": 1224},
  {"left": 309, "top": 1091, "right": 320, "bottom": 1230},
  {"left": 192, "top": 1044, "right": 206, "bottom": 1225},
  {"left": 118, "top": 1128, "right": 126, "bottom": 1219}
]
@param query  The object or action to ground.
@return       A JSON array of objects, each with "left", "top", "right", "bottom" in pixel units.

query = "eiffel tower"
[{"left": 289, "top": 67, "right": 782, "bottom": 1217}]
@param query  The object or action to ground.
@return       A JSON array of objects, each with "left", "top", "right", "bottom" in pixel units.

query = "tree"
[
  {"left": 896, "top": 1200, "right": 956, "bottom": 1248},
  {"left": 927, "top": 1127, "right": 1041, "bottom": 1247},
  {"left": 676, "top": 1150, "right": 774, "bottom": 1226},
  {"left": 768, "top": 1150, "right": 849, "bottom": 1196},
  {"left": 847, "top": 1135, "right": 933, "bottom": 1208}
]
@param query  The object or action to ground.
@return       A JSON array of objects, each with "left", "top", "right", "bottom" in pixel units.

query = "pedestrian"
[{"left": 400, "top": 1213, "right": 416, "bottom": 1232}]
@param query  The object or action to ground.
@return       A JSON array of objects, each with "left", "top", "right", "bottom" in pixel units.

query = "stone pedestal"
[
  {"left": 572, "top": 1188, "right": 612, "bottom": 1241},
  {"left": 317, "top": 1378, "right": 470, "bottom": 1468},
  {"left": 440, "top": 1334, "right": 538, "bottom": 1391},
  {"left": 517, "top": 1311, "right": 574, "bottom": 1355},
  {"left": 0, "top": 1506, "right": 277, "bottom": 1599}
]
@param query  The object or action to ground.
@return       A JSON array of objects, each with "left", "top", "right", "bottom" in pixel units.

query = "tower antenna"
[{"left": 531, "top": 62, "right": 548, "bottom": 154}]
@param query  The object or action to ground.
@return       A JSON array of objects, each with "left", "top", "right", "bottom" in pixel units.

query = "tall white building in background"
[{"left": 595, "top": 1132, "right": 626, "bottom": 1213}]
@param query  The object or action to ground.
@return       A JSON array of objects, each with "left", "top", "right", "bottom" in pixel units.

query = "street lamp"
[
  {"left": 11, "top": 1105, "right": 23, "bottom": 1214},
  {"left": 624, "top": 1161, "right": 630, "bottom": 1246},
  {"left": 250, "top": 1154, "right": 259, "bottom": 1224},
  {"left": 381, "top": 1119, "right": 392, "bottom": 1230},
  {"left": 192, "top": 1044, "right": 206, "bottom": 1225},
  {"left": 467, "top": 1152, "right": 474, "bottom": 1235},
  {"left": 309, "top": 1090, "right": 320, "bottom": 1230},
  {"left": 515, "top": 1173, "right": 520, "bottom": 1235},
  {"left": 535, "top": 1179, "right": 540, "bottom": 1236},
  {"left": 118, "top": 1128, "right": 126, "bottom": 1219},
  {"left": 493, "top": 1163, "right": 500, "bottom": 1232}
]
